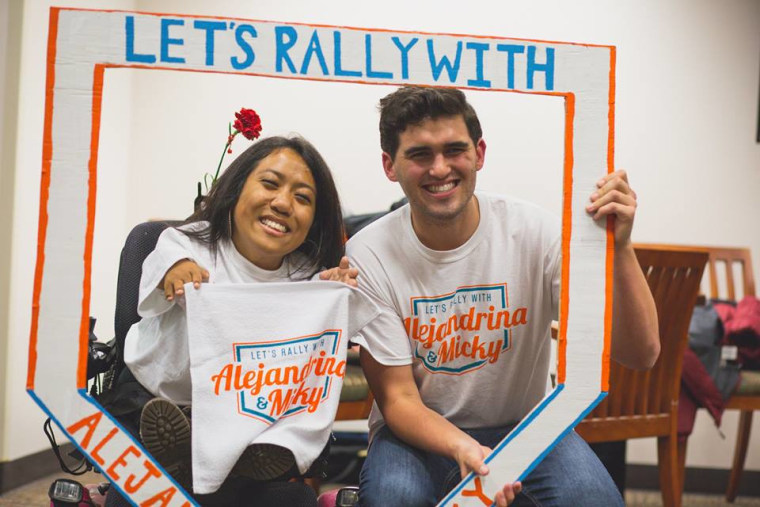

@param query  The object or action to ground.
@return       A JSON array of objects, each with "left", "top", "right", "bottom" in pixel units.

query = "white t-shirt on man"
[{"left": 346, "top": 192, "right": 561, "bottom": 437}]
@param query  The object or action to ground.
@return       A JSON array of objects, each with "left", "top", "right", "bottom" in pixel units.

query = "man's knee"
[
  {"left": 359, "top": 474, "right": 435, "bottom": 507},
  {"left": 522, "top": 432, "right": 623, "bottom": 506},
  {"left": 359, "top": 427, "right": 436, "bottom": 506},
  {"left": 359, "top": 450, "right": 437, "bottom": 506}
]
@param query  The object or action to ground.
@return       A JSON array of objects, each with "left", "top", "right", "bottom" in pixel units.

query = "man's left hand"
[
  {"left": 494, "top": 482, "right": 523, "bottom": 507},
  {"left": 586, "top": 169, "right": 637, "bottom": 246}
]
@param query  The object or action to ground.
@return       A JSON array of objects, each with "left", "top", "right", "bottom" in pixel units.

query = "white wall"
[
  {"left": 4, "top": 0, "right": 759, "bottom": 476},
  {"left": 0, "top": 0, "right": 16, "bottom": 468}
]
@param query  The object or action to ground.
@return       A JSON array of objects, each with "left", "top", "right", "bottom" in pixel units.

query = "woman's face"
[{"left": 232, "top": 148, "right": 317, "bottom": 270}]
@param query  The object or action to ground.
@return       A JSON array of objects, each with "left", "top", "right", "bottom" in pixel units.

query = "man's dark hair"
[
  {"left": 183, "top": 135, "right": 345, "bottom": 278},
  {"left": 379, "top": 86, "right": 483, "bottom": 160}
]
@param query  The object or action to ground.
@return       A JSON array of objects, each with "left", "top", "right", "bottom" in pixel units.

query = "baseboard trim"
[
  {"left": 627, "top": 464, "right": 760, "bottom": 497},
  {"left": 2, "top": 445, "right": 758, "bottom": 498},
  {"left": 0, "top": 443, "right": 78, "bottom": 494}
]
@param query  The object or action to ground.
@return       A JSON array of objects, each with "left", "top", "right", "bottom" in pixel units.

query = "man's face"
[{"left": 383, "top": 115, "right": 485, "bottom": 227}]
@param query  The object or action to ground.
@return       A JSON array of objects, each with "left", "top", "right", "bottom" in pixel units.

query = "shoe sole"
[
  {"left": 231, "top": 443, "right": 296, "bottom": 481},
  {"left": 140, "top": 398, "right": 192, "bottom": 490}
]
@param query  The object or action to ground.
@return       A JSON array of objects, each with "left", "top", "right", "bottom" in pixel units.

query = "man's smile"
[{"left": 424, "top": 180, "right": 459, "bottom": 195}]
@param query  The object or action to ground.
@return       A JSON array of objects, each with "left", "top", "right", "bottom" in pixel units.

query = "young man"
[{"left": 346, "top": 86, "right": 659, "bottom": 507}]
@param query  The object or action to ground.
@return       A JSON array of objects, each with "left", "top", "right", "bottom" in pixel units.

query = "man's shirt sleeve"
[{"left": 347, "top": 239, "right": 413, "bottom": 366}]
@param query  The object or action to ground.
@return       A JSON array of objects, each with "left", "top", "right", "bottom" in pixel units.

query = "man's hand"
[
  {"left": 494, "top": 482, "right": 523, "bottom": 507},
  {"left": 452, "top": 438, "right": 523, "bottom": 506},
  {"left": 586, "top": 169, "right": 637, "bottom": 246},
  {"left": 160, "top": 259, "right": 209, "bottom": 300},
  {"left": 452, "top": 437, "right": 490, "bottom": 479},
  {"left": 318, "top": 256, "right": 359, "bottom": 287},
  {"left": 589, "top": 169, "right": 660, "bottom": 369}
]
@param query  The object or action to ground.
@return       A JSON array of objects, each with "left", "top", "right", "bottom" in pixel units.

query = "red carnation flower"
[
  {"left": 233, "top": 108, "right": 263, "bottom": 140},
  {"left": 203, "top": 107, "right": 263, "bottom": 192}
]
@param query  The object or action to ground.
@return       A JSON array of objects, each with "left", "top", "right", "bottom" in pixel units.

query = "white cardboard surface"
[{"left": 27, "top": 9, "right": 615, "bottom": 505}]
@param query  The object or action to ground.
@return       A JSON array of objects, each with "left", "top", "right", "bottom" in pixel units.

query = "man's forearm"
[
  {"left": 360, "top": 348, "right": 481, "bottom": 464},
  {"left": 610, "top": 243, "right": 660, "bottom": 369},
  {"left": 382, "top": 395, "right": 478, "bottom": 461}
]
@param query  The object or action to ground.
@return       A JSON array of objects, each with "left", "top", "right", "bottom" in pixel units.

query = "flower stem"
[{"left": 213, "top": 139, "right": 232, "bottom": 184}]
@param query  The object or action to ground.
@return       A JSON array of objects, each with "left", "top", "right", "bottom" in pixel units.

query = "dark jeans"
[{"left": 359, "top": 425, "right": 623, "bottom": 506}]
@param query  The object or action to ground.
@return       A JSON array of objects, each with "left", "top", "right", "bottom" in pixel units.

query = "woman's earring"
[
  {"left": 311, "top": 234, "right": 323, "bottom": 256},
  {"left": 228, "top": 210, "right": 233, "bottom": 239}
]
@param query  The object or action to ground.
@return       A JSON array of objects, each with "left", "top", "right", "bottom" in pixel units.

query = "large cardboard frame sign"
[{"left": 27, "top": 8, "right": 615, "bottom": 506}]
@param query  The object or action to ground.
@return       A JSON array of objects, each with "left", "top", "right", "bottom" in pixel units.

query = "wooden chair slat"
[{"left": 575, "top": 245, "right": 708, "bottom": 507}]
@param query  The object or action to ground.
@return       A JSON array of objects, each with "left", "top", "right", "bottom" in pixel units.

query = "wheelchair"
[{"left": 47, "top": 220, "right": 365, "bottom": 506}]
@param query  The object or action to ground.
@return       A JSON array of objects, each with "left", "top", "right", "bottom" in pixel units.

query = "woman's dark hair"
[{"left": 183, "top": 135, "right": 345, "bottom": 278}]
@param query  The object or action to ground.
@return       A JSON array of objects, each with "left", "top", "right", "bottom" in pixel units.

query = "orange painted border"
[
  {"left": 96, "top": 62, "right": 576, "bottom": 96},
  {"left": 600, "top": 47, "right": 617, "bottom": 392},
  {"left": 76, "top": 64, "right": 105, "bottom": 389},
  {"left": 29, "top": 7, "right": 616, "bottom": 401},
  {"left": 556, "top": 93, "right": 575, "bottom": 386},
  {"left": 26, "top": 7, "right": 60, "bottom": 390}
]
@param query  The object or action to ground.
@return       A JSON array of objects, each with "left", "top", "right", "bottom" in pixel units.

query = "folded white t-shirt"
[{"left": 184, "top": 281, "right": 379, "bottom": 494}]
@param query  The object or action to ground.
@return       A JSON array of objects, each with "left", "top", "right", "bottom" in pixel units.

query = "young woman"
[{"left": 121, "top": 136, "right": 356, "bottom": 506}]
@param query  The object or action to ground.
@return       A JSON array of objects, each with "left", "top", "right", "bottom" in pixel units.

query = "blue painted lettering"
[
  {"left": 193, "top": 20, "right": 226, "bottom": 66},
  {"left": 465, "top": 42, "right": 491, "bottom": 88},
  {"left": 391, "top": 37, "right": 418, "bottom": 80},
  {"left": 333, "top": 31, "right": 362, "bottom": 77},
  {"left": 496, "top": 44, "right": 524, "bottom": 89},
  {"left": 300, "top": 30, "right": 329, "bottom": 75},
  {"left": 160, "top": 18, "right": 185, "bottom": 64},
  {"left": 275, "top": 26, "right": 298, "bottom": 73},
  {"left": 365, "top": 34, "right": 393, "bottom": 79},
  {"left": 231, "top": 24, "right": 257, "bottom": 70},
  {"left": 125, "top": 16, "right": 155, "bottom": 63},
  {"left": 427, "top": 39, "right": 462, "bottom": 83},
  {"left": 527, "top": 46, "right": 555, "bottom": 90}
]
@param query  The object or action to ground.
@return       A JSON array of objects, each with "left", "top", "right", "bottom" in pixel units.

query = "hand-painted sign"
[{"left": 28, "top": 8, "right": 615, "bottom": 505}]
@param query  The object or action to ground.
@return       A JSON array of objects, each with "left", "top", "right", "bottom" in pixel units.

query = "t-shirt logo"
[
  {"left": 405, "top": 283, "right": 528, "bottom": 374},
  {"left": 209, "top": 330, "right": 346, "bottom": 424}
]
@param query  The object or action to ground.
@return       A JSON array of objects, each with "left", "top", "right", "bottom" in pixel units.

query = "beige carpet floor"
[{"left": 2, "top": 471, "right": 760, "bottom": 506}]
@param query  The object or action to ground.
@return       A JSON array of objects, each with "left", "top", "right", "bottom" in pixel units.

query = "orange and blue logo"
[
  {"left": 406, "top": 284, "right": 528, "bottom": 375},
  {"left": 210, "top": 330, "right": 346, "bottom": 424}
]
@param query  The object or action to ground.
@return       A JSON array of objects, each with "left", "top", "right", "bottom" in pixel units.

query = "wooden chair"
[
  {"left": 574, "top": 245, "right": 709, "bottom": 507},
  {"left": 694, "top": 247, "right": 759, "bottom": 502}
]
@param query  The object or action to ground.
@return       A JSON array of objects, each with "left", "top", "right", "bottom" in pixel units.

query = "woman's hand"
[
  {"left": 159, "top": 259, "right": 209, "bottom": 301},
  {"left": 319, "top": 256, "right": 359, "bottom": 287}
]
